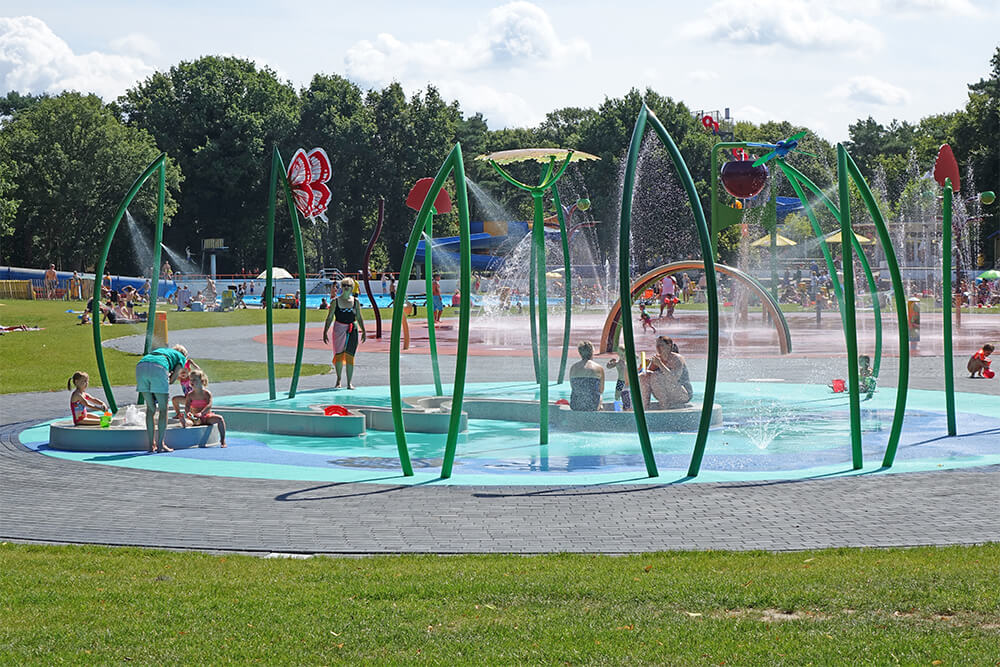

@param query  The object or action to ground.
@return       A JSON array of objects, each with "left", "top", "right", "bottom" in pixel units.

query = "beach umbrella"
[
  {"left": 257, "top": 267, "right": 294, "bottom": 280},
  {"left": 750, "top": 233, "right": 797, "bottom": 247},
  {"left": 977, "top": 269, "right": 1000, "bottom": 280},
  {"left": 824, "top": 230, "right": 874, "bottom": 244}
]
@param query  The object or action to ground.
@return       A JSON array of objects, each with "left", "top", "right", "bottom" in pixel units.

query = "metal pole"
[
  {"left": 942, "top": 179, "right": 957, "bottom": 435},
  {"left": 264, "top": 148, "right": 279, "bottom": 400},
  {"left": 553, "top": 185, "right": 573, "bottom": 384},
  {"left": 838, "top": 145, "right": 863, "bottom": 469}
]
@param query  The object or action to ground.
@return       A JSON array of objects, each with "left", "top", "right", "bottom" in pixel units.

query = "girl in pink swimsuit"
[
  {"left": 181, "top": 370, "right": 227, "bottom": 447},
  {"left": 68, "top": 371, "right": 108, "bottom": 426}
]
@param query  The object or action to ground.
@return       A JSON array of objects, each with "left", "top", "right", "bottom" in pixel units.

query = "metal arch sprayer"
[
  {"left": 93, "top": 152, "right": 168, "bottom": 412},
  {"left": 620, "top": 105, "right": 720, "bottom": 478},
  {"left": 390, "top": 143, "right": 473, "bottom": 479}
]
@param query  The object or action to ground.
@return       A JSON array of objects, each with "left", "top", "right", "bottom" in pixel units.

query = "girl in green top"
[{"left": 135, "top": 344, "right": 188, "bottom": 453}]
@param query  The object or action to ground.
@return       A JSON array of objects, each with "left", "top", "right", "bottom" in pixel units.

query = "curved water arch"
[
  {"left": 390, "top": 143, "right": 472, "bottom": 479},
  {"left": 600, "top": 261, "right": 792, "bottom": 356},
  {"left": 620, "top": 105, "right": 720, "bottom": 478},
  {"left": 92, "top": 152, "right": 168, "bottom": 412}
]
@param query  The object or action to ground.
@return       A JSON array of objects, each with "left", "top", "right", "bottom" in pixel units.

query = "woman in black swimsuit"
[{"left": 323, "top": 278, "right": 367, "bottom": 389}]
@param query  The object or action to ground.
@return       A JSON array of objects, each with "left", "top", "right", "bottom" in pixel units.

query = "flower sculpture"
[{"left": 286, "top": 148, "right": 332, "bottom": 221}]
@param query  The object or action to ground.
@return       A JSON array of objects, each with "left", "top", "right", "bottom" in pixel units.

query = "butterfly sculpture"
[
  {"left": 746, "top": 131, "right": 813, "bottom": 167},
  {"left": 286, "top": 148, "right": 332, "bottom": 221}
]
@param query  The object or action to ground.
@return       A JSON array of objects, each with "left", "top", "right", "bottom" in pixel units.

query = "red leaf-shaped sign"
[
  {"left": 934, "top": 144, "right": 960, "bottom": 192},
  {"left": 405, "top": 177, "right": 452, "bottom": 213}
]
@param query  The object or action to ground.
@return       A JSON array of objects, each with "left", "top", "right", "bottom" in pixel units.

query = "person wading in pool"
[{"left": 323, "top": 278, "right": 367, "bottom": 389}]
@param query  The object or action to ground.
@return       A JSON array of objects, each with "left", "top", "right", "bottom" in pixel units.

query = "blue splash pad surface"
[{"left": 19, "top": 382, "right": 1000, "bottom": 486}]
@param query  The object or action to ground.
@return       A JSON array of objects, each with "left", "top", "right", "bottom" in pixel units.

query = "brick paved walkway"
[{"left": 3, "top": 323, "right": 998, "bottom": 554}]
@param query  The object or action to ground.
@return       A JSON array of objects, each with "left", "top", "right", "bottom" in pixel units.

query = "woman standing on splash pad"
[{"left": 323, "top": 278, "right": 366, "bottom": 389}]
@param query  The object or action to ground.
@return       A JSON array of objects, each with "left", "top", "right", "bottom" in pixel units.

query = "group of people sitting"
[{"left": 568, "top": 336, "right": 693, "bottom": 412}]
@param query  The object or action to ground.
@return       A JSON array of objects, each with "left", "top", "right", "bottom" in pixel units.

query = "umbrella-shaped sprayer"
[{"left": 476, "top": 148, "right": 599, "bottom": 445}]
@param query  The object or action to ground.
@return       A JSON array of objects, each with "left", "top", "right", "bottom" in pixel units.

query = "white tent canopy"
[{"left": 256, "top": 267, "right": 294, "bottom": 280}]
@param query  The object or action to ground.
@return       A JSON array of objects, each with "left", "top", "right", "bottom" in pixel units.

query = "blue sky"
[{"left": 1, "top": 0, "right": 997, "bottom": 141}]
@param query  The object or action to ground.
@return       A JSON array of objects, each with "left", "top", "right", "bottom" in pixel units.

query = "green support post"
[
  {"left": 264, "top": 149, "right": 279, "bottom": 400},
  {"left": 423, "top": 214, "right": 443, "bottom": 395},
  {"left": 837, "top": 145, "right": 864, "bottom": 469},
  {"left": 276, "top": 161, "right": 309, "bottom": 399},
  {"left": 552, "top": 185, "right": 573, "bottom": 384},
  {"left": 842, "top": 153, "right": 910, "bottom": 466},
  {"left": 486, "top": 155, "right": 573, "bottom": 446},
  {"left": 263, "top": 147, "right": 309, "bottom": 400},
  {"left": 941, "top": 179, "right": 957, "bottom": 435},
  {"left": 92, "top": 153, "right": 168, "bottom": 412},
  {"left": 528, "top": 233, "right": 540, "bottom": 381}
]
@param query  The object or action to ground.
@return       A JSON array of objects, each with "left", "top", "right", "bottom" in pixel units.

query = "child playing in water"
[
  {"left": 67, "top": 371, "right": 108, "bottom": 426},
  {"left": 968, "top": 343, "right": 994, "bottom": 378},
  {"left": 181, "top": 370, "right": 227, "bottom": 447},
  {"left": 606, "top": 344, "right": 633, "bottom": 410},
  {"left": 639, "top": 303, "right": 656, "bottom": 333},
  {"left": 858, "top": 355, "right": 877, "bottom": 394},
  {"left": 171, "top": 358, "right": 202, "bottom": 421}
]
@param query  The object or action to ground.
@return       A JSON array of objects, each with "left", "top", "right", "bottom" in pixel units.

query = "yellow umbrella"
[
  {"left": 824, "top": 230, "right": 874, "bottom": 244},
  {"left": 750, "top": 233, "right": 797, "bottom": 247},
  {"left": 476, "top": 148, "right": 600, "bottom": 164}
]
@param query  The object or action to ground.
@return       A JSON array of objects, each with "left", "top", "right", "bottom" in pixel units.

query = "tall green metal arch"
[
  {"left": 621, "top": 105, "right": 721, "bottom": 478},
  {"left": 390, "top": 143, "right": 472, "bottom": 479},
  {"left": 776, "top": 161, "right": 883, "bottom": 379},
  {"left": 92, "top": 152, "right": 168, "bottom": 412},
  {"left": 264, "top": 146, "right": 309, "bottom": 400}
]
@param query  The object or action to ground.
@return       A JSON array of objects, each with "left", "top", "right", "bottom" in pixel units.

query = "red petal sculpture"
[
  {"left": 933, "top": 144, "right": 960, "bottom": 193},
  {"left": 287, "top": 147, "right": 333, "bottom": 220},
  {"left": 406, "top": 177, "right": 452, "bottom": 213}
]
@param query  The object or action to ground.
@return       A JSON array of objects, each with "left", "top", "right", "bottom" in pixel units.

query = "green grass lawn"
[
  {"left": 0, "top": 300, "right": 329, "bottom": 394},
  {"left": 1, "top": 543, "right": 998, "bottom": 663}
]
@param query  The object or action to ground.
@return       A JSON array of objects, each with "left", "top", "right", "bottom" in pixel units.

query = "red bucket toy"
[
  {"left": 831, "top": 379, "right": 846, "bottom": 393},
  {"left": 984, "top": 369, "right": 995, "bottom": 379},
  {"left": 323, "top": 405, "right": 349, "bottom": 416}
]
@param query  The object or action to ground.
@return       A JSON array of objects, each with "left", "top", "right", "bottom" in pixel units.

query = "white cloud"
[
  {"left": 829, "top": 76, "right": 911, "bottom": 105},
  {"left": 0, "top": 16, "right": 154, "bottom": 99},
  {"left": 342, "top": 2, "right": 588, "bottom": 126},
  {"left": 345, "top": 2, "right": 589, "bottom": 85},
  {"left": 436, "top": 80, "right": 540, "bottom": 128},
  {"left": 882, "top": 0, "right": 979, "bottom": 15},
  {"left": 110, "top": 33, "right": 160, "bottom": 59},
  {"left": 682, "top": 0, "right": 884, "bottom": 53}
]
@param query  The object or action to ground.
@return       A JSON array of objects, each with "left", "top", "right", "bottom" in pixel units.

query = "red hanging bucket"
[{"left": 831, "top": 379, "right": 846, "bottom": 393}]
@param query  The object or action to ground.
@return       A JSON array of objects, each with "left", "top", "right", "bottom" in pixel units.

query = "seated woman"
[
  {"left": 568, "top": 341, "right": 605, "bottom": 411},
  {"left": 638, "top": 336, "right": 693, "bottom": 410}
]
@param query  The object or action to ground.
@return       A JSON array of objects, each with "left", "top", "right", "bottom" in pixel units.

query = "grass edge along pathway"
[
  {"left": 1, "top": 542, "right": 998, "bottom": 664},
  {"left": 0, "top": 300, "right": 330, "bottom": 394}
]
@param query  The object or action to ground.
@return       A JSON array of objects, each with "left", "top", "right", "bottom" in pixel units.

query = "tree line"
[{"left": 1, "top": 48, "right": 996, "bottom": 275}]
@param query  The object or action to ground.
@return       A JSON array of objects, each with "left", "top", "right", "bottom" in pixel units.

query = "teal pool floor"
[{"left": 19, "top": 382, "right": 1000, "bottom": 486}]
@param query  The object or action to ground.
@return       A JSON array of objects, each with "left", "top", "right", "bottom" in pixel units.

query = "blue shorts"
[
  {"left": 136, "top": 361, "right": 169, "bottom": 395},
  {"left": 433, "top": 295, "right": 444, "bottom": 312}
]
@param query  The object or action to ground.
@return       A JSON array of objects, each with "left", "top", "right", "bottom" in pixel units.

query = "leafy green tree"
[
  {"left": 0, "top": 93, "right": 180, "bottom": 271},
  {"left": 366, "top": 84, "right": 462, "bottom": 270},
  {"left": 116, "top": 56, "right": 299, "bottom": 272}
]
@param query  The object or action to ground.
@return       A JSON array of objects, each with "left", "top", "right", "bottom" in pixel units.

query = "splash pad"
[
  {"left": 23, "top": 381, "right": 1000, "bottom": 485},
  {"left": 56, "top": 108, "right": 996, "bottom": 490}
]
